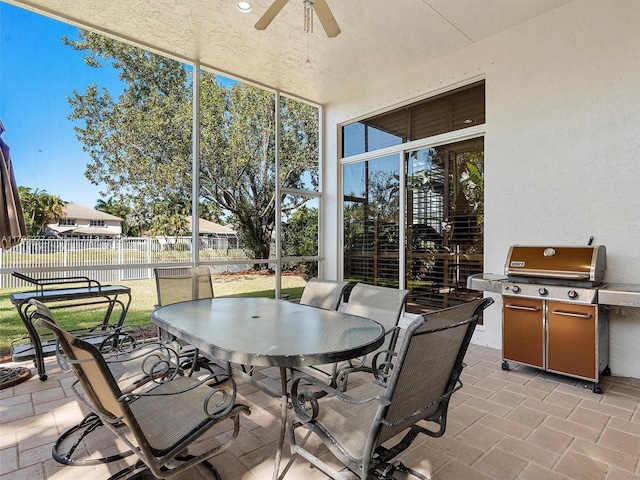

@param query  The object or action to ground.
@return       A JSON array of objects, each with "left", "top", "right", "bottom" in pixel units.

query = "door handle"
[
  {"left": 505, "top": 304, "right": 541, "bottom": 312},
  {"left": 551, "top": 310, "right": 592, "bottom": 318}
]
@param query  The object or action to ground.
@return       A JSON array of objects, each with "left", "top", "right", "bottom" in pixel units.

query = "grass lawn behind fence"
[{"left": 0, "top": 273, "right": 306, "bottom": 358}]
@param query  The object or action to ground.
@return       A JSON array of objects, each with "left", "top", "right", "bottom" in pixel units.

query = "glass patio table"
[{"left": 151, "top": 296, "right": 385, "bottom": 480}]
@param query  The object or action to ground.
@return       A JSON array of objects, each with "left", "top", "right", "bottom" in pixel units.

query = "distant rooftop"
[
  {"left": 64, "top": 203, "right": 123, "bottom": 221},
  {"left": 186, "top": 216, "right": 236, "bottom": 235}
]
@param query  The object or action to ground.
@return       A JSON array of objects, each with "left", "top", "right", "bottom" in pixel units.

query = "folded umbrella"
[{"left": 1, "top": 120, "right": 27, "bottom": 250}]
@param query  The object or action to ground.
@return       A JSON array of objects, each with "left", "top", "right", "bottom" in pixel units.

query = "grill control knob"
[
  {"left": 538, "top": 287, "right": 548, "bottom": 296},
  {"left": 511, "top": 285, "right": 521, "bottom": 294},
  {"left": 567, "top": 290, "right": 579, "bottom": 299}
]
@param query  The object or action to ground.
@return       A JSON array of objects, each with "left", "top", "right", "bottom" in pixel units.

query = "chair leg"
[
  {"left": 378, "top": 461, "right": 430, "bottom": 480},
  {"left": 53, "top": 412, "right": 134, "bottom": 466},
  {"left": 106, "top": 457, "right": 222, "bottom": 480}
]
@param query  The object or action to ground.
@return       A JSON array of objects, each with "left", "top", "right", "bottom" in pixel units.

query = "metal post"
[
  {"left": 274, "top": 91, "right": 282, "bottom": 299},
  {"left": 192, "top": 60, "right": 201, "bottom": 268}
]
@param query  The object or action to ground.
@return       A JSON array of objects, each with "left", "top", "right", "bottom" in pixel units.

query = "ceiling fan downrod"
[{"left": 304, "top": 0, "right": 314, "bottom": 34}]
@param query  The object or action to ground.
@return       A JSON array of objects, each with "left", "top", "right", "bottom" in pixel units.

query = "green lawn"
[{"left": 0, "top": 273, "right": 306, "bottom": 358}]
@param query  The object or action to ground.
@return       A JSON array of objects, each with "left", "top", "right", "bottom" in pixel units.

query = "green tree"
[
  {"left": 64, "top": 31, "right": 318, "bottom": 264},
  {"left": 17, "top": 186, "right": 67, "bottom": 236},
  {"left": 282, "top": 206, "right": 319, "bottom": 278},
  {"left": 148, "top": 213, "right": 189, "bottom": 237},
  {"left": 146, "top": 199, "right": 189, "bottom": 238}
]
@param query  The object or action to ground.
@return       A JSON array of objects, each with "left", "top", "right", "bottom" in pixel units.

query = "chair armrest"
[
  {"left": 104, "top": 342, "right": 182, "bottom": 384},
  {"left": 341, "top": 326, "right": 400, "bottom": 369},
  {"left": 291, "top": 374, "right": 388, "bottom": 423},
  {"left": 335, "top": 350, "right": 394, "bottom": 384}
]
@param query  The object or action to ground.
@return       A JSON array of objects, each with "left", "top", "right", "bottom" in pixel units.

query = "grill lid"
[{"left": 505, "top": 245, "right": 606, "bottom": 287}]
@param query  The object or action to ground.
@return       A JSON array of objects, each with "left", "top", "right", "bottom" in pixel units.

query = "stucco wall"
[{"left": 322, "top": 0, "right": 640, "bottom": 378}]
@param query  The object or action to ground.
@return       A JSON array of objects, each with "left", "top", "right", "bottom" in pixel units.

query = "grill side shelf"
[
  {"left": 598, "top": 284, "right": 640, "bottom": 307},
  {"left": 466, "top": 274, "right": 506, "bottom": 294}
]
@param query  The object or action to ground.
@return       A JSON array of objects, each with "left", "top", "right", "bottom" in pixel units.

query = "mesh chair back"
[
  {"left": 377, "top": 298, "right": 489, "bottom": 445},
  {"left": 154, "top": 266, "right": 214, "bottom": 306},
  {"left": 345, "top": 283, "right": 409, "bottom": 332},
  {"left": 344, "top": 283, "right": 409, "bottom": 369},
  {"left": 29, "top": 300, "right": 128, "bottom": 422},
  {"left": 300, "top": 278, "right": 348, "bottom": 310}
]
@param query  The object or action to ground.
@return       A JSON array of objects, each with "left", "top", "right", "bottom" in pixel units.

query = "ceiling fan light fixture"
[{"left": 236, "top": 1, "right": 253, "bottom": 14}]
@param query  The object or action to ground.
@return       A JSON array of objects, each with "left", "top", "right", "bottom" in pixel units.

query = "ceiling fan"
[{"left": 255, "top": 0, "right": 341, "bottom": 38}]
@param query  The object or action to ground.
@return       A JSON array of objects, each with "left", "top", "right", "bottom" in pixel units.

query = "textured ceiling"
[{"left": 6, "top": 0, "right": 572, "bottom": 105}]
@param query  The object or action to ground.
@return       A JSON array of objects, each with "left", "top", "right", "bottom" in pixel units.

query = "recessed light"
[{"left": 236, "top": 1, "right": 252, "bottom": 13}]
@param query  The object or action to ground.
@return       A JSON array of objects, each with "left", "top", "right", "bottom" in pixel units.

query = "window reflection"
[
  {"left": 343, "top": 155, "right": 400, "bottom": 288},
  {"left": 342, "top": 82, "right": 484, "bottom": 158},
  {"left": 343, "top": 122, "right": 402, "bottom": 157},
  {"left": 406, "top": 139, "right": 484, "bottom": 312}
]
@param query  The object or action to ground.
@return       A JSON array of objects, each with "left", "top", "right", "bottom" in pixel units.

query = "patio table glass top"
[{"left": 151, "top": 297, "right": 385, "bottom": 368}]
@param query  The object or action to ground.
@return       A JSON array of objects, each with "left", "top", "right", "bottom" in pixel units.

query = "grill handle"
[
  {"left": 505, "top": 304, "right": 541, "bottom": 312},
  {"left": 551, "top": 310, "right": 592, "bottom": 319},
  {"left": 505, "top": 269, "right": 591, "bottom": 280}
]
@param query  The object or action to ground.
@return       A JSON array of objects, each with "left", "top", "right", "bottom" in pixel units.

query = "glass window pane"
[
  {"left": 342, "top": 121, "right": 403, "bottom": 157},
  {"left": 342, "top": 122, "right": 365, "bottom": 157},
  {"left": 341, "top": 82, "right": 484, "bottom": 158},
  {"left": 406, "top": 139, "right": 484, "bottom": 313},
  {"left": 343, "top": 154, "right": 400, "bottom": 288}
]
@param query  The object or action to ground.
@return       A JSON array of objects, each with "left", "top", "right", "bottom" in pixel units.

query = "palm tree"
[
  {"left": 36, "top": 192, "right": 66, "bottom": 235},
  {"left": 148, "top": 213, "right": 189, "bottom": 237},
  {"left": 17, "top": 187, "right": 67, "bottom": 236},
  {"left": 95, "top": 197, "right": 136, "bottom": 235}
]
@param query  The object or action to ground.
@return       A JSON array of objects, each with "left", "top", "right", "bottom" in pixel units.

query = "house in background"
[
  {"left": 47, "top": 203, "right": 123, "bottom": 238},
  {"left": 186, "top": 216, "right": 239, "bottom": 249}
]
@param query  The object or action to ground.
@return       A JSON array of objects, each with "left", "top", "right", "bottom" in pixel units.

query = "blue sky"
[
  {"left": 0, "top": 2, "right": 126, "bottom": 207},
  {"left": 1, "top": 3, "right": 239, "bottom": 209}
]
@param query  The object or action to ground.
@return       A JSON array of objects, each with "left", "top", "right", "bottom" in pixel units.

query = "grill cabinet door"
[
  {"left": 502, "top": 298, "right": 544, "bottom": 368},
  {"left": 547, "top": 302, "right": 597, "bottom": 380}
]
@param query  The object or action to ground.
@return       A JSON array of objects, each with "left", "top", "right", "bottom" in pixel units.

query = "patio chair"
[
  {"left": 28, "top": 299, "right": 180, "bottom": 398},
  {"left": 299, "top": 278, "right": 348, "bottom": 310},
  {"left": 27, "top": 299, "right": 183, "bottom": 466},
  {"left": 153, "top": 266, "right": 222, "bottom": 375},
  {"left": 154, "top": 266, "right": 215, "bottom": 306},
  {"left": 30, "top": 299, "right": 251, "bottom": 480},
  {"left": 296, "top": 283, "right": 408, "bottom": 390},
  {"left": 288, "top": 297, "right": 494, "bottom": 480}
]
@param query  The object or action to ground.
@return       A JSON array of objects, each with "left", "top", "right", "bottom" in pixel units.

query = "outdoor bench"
[{"left": 9, "top": 271, "right": 131, "bottom": 380}]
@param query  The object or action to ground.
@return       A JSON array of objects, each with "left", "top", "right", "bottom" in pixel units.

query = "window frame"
[{"left": 339, "top": 80, "right": 486, "bottom": 295}]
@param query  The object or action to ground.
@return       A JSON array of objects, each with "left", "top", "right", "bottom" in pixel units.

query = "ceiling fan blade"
[
  {"left": 312, "top": 0, "right": 341, "bottom": 37},
  {"left": 254, "top": 0, "right": 290, "bottom": 30}
]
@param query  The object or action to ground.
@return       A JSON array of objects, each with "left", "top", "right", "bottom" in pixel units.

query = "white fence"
[{"left": 0, "top": 237, "right": 252, "bottom": 289}]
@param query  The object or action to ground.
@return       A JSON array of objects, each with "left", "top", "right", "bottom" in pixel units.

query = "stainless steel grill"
[
  {"left": 471, "top": 244, "right": 611, "bottom": 393},
  {"left": 468, "top": 244, "right": 640, "bottom": 307}
]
